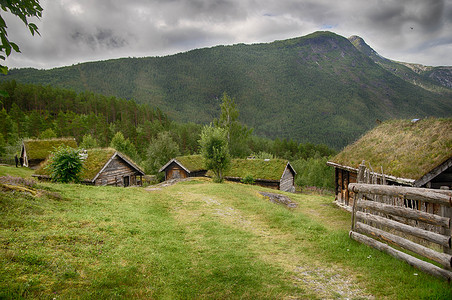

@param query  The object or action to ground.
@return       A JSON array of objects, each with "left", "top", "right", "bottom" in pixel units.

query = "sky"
[{"left": 4, "top": 0, "right": 452, "bottom": 70}]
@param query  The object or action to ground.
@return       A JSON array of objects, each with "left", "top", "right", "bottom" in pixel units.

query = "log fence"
[{"left": 349, "top": 164, "right": 452, "bottom": 281}]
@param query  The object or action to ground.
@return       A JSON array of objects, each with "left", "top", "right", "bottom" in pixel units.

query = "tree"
[
  {"left": 80, "top": 133, "right": 99, "bottom": 149},
  {"left": 213, "top": 92, "right": 252, "bottom": 158},
  {"left": 199, "top": 125, "right": 230, "bottom": 183},
  {"left": 45, "top": 145, "right": 83, "bottom": 183},
  {"left": 38, "top": 128, "right": 57, "bottom": 139},
  {"left": 145, "top": 131, "right": 180, "bottom": 177},
  {"left": 109, "top": 131, "right": 138, "bottom": 161},
  {"left": 0, "top": 0, "right": 43, "bottom": 75}
]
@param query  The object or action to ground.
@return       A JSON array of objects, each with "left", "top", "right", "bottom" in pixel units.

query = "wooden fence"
[{"left": 349, "top": 164, "right": 452, "bottom": 281}]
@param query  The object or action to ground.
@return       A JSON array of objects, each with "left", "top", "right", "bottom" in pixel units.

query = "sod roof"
[
  {"left": 222, "top": 159, "right": 294, "bottom": 181},
  {"left": 23, "top": 138, "right": 77, "bottom": 160},
  {"left": 35, "top": 148, "right": 144, "bottom": 181},
  {"left": 159, "top": 155, "right": 206, "bottom": 173},
  {"left": 329, "top": 118, "right": 452, "bottom": 180}
]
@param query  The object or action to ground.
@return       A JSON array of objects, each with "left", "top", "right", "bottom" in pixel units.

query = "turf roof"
[
  {"left": 23, "top": 138, "right": 77, "bottom": 160},
  {"left": 173, "top": 155, "right": 206, "bottom": 172},
  {"left": 34, "top": 148, "right": 143, "bottom": 181},
  {"left": 223, "top": 159, "right": 293, "bottom": 181},
  {"left": 329, "top": 118, "right": 452, "bottom": 180}
]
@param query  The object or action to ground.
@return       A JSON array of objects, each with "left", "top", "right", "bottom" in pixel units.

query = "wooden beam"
[
  {"left": 349, "top": 183, "right": 452, "bottom": 206},
  {"left": 356, "top": 211, "right": 451, "bottom": 248},
  {"left": 357, "top": 199, "right": 450, "bottom": 228},
  {"left": 356, "top": 222, "right": 452, "bottom": 269},
  {"left": 350, "top": 231, "right": 452, "bottom": 281}
]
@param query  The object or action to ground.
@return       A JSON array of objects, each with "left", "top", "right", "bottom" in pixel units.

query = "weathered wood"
[
  {"left": 355, "top": 222, "right": 452, "bottom": 269},
  {"left": 351, "top": 164, "right": 366, "bottom": 231},
  {"left": 350, "top": 231, "right": 452, "bottom": 281},
  {"left": 357, "top": 199, "right": 450, "bottom": 228},
  {"left": 349, "top": 183, "right": 452, "bottom": 206},
  {"left": 355, "top": 211, "right": 451, "bottom": 248}
]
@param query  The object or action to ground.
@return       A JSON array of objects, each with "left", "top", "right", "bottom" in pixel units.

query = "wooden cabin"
[
  {"left": 223, "top": 159, "right": 296, "bottom": 192},
  {"left": 160, "top": 155, "right": 296, "bottom": 192},
  {"left": 327, "top": 118, "right": 452, "bottom": 209},
  {"left": 20, "top": 138, "right": 77, "bottom": 168},
  {"left": 159, "top": 155, "right": 207, "bottom": 180},
  {"left": 34, "top": 148, "right": 145, "bottom": 187}
]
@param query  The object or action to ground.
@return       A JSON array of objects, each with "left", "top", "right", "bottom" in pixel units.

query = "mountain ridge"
[{"left": 2, "top": 31, "right": 452, "bottom": 149}]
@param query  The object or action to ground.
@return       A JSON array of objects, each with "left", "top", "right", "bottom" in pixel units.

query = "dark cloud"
[{"left": 3, "top": 0, "right": 451, "bottom": 69}]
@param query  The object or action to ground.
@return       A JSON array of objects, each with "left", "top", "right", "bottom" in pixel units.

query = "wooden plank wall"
[
  {"left": 280, "top": 166, "right": 295, "bottom": 192},
  {"left": 95, "top": 156, "right": 139, "bottom": 186}
]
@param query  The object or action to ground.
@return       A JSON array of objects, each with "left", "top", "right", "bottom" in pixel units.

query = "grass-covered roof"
[
  {"left": 35, "top": 148, "right": 143, "bottom": 181},
  {"left": 329, "top": 118, "right": 452, "bottom": 180},
  {"left": 222, "top": 159, "right": 293, "bottom": 181},
  {"left": 173, "top": 155, "right": 206, "bottom": 172},
  {"left": 23, "top": 138, "right": 77, "bottom": 160}
]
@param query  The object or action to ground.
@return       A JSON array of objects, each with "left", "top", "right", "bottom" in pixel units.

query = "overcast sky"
[{"left": 4, "top": 0, "right": 452, "bottom": 70}]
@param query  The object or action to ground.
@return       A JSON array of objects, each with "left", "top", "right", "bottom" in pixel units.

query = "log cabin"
[
  {"left": 327, "top": 118, "right": 452, "bottom": 209},
  {"left": 160, "top": 155, "right": 296, "bottom": 192},
  {"left": 223, "top": 158, "right": 297, "bottom": 192},
  {"left": 34, "top": 148, "right": 145, "bottom": 187},
  {"left": 159, "top": 155, "right": 207, "bottom": 180},
  {"left": 20, "top": 138, "right": 77, "bottom": 168}
]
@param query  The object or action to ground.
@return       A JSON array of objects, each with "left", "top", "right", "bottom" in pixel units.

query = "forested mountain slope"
[{"left": 2, "top": 31, "right": 452, "bottom": 149}]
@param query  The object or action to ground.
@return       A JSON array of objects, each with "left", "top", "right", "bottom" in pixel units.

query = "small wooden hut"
[
  {"left": 34, "top": 148, "right": 145, "bottom": 187},
  {"left": 20, "top": 138, "right": 77, "bottom": 168},
  {"left": 159, "top": 155, "right": 207, "bottom": 180},
  {"left": 327, "top": 118, "right": 452, "bottom": 209},
  {"left": 223, "top": 159, "right": 296, "bottom": 192}
]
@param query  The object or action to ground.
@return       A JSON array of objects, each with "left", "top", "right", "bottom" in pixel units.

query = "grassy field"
[{"left": 1, "top": 165, "right": 451, "bottom": 299}]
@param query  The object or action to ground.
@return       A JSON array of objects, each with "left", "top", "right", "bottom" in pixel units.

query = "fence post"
[
  {"left": 351, "top": 163, "right": 366, "bottom": 231},
  {"left": 440, "top": 186, "right": 452, "bottom": 256}
]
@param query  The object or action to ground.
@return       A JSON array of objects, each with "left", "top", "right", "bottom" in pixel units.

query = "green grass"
[{"left": 1, "top": 166, "right": 451, "bottom": 299}]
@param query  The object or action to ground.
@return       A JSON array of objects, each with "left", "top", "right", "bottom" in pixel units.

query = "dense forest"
[
  {"left": 3, "top": 31, "right": 452, "bottom": 149},
  {"left": 0, "top": 81, "right": 335, "bottom": 187}
]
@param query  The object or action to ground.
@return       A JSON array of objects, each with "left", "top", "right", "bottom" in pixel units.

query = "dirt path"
[{"left": 168, "top": 187, "right": 374, "bottom": 299}]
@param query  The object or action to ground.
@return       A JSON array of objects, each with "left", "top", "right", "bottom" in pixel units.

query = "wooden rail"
[{"left": 349, "top": 165, "right": 452, "bottom": 281}]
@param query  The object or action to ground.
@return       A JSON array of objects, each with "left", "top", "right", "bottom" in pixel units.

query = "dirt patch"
[
  {"left": 259, "top": 192, "right": 298, "bottom": 208},
  {"left": 145, "top": 178, "right": 194, "bottom": 191}
]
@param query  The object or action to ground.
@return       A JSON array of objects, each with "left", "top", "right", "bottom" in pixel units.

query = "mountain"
[{"left": 2, "top": 31, "right": 452, "bottom": 149}]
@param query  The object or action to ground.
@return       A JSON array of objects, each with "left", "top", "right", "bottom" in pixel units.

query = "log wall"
[
  {"left": 95, "top": 156, "right": 140, "bottom": 187},
  {"left": 349, "top": 164, "right": 452, "bottom": 281}
]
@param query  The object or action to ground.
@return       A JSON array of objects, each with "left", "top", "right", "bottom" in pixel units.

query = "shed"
[
  {"left": 159, "top": 155, "right": 207, "bottom": 180},
  {"left": 327, "top": 118, "right": 452, "bottom": 208},
  {"left": 34, "top": 148, "right": 145, "bottom": 187},
  {"left": 223, "top": 159, "right": 297, "bottom": 192},
  {"left": 20, "top": 138, "right": 77, "bottom": 168}
]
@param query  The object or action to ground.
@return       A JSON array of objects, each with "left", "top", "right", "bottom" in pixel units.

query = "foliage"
[
  {"left": 79, "top": 133, "right": 99, "bottom": 149},
  {"left": 145, "top": 131, "right": 180, "bottom": 175},
  {"left": 0, "top": 0, "right": 42, "bottom": 74},
  {"left": 109, "top": 131, "right": 138, "bottom": 162},
  {"left": 292, "top": 156, "right": 334, "bottom": 189},
  {"left": 214, "top": 92, "right": 252, "bottom": 158},
  {"left": 45, "top": 145, "right": 83, "bottom": 183},
  {"left": 241, "top": 174, "right": 255, "bottom": 185},
  {"left": 199, "top": 125, "right": 230, "bottom": 183},
  {"left": 38, "top": 128, "right": 56, "bottom": 139},
  {"left": 23, "top": 138, "right": 77, "bottom": 160},
  {"left": 2, "top": 32, "right": 451, "bottom": 149}
]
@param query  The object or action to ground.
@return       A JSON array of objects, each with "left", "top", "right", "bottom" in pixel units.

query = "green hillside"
[
  {"left": 1, "top": 167, "right": 451, "bottom": 298},
  {"left": 3, "top": 31, "right": 452, "bottom": 149}
]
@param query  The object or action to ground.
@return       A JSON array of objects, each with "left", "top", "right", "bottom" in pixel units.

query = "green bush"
[
  {"left": 45, "top": 145, "right": 83, "bottom": 183},
  {"left": 292, "top": 156, "right": 334, "bottom": 189},
  {"left": 241, "top": 175, "right": 255, "bottom": 185}
]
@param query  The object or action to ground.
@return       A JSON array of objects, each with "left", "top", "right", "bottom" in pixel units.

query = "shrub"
[
  {"left": 45, "top": 145, "right": 83, "bottom": 183},
  {"left": 241, "top": 175, "right": 255, "bottom": 185}
]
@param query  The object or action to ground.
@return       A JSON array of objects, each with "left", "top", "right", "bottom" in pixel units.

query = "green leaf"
[
  {"left": 10, "top": 41, "right": 19, "bottom": 52},
  {"left": 0, "top": 90, "right": 9, "bottom": 97},
  {"left": 0, "top": 64, "right": 7, "bottom": 75}
]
